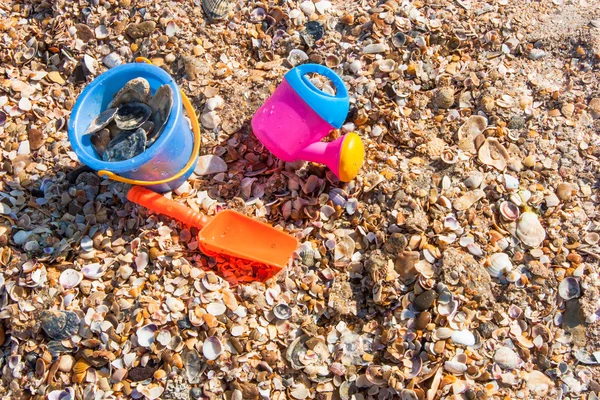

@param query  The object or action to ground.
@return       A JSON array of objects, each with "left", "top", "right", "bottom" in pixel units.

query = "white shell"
[
  {"left": 434, "top": 327, "right": 454, "bottom": 340},
  {"left": 156, "top": 330, "right": 172, "bottom": 346},
  {"left": 207, "top": 302, "right": 227, "bottom": 316},
  {"left": 203, "top": 336, "right": 223, "bottom": 360},
  {"left": 378, "top": 59, "right": 396, "bottom": 73},
  {"left": 48, "top": 388, "right": 74, "bottom": 400},
  {"left": 558, "top": 277, "right": 580, "bottom": 300},
  {"left": 488, "top": 253, "right": 513, "bottom": 278},
  {"left": 59, "top": 269, "right": 83, "bottom": 289},
  {"left": 202, "top": 274, "right": 223, "bottom": 291},
  {"left": 137, "top": 324, "right": 158, "bottom": 347},
  {"left": 451, "top": 330, "right": 475, "bottom": 346},
  {"left": 516, "top": 211, "right": 546, "bottom": 248},
  {"left": 444, "top": 361, "right": 467, "bottom": 374},
  {"left": 81, "top": 263, "right": 106, "bottom": 280},
  {"left": 288, "top": 49, "right": 309, "bottom": 67},
  {"left": 494, "top": 346, "right": 520, "bottom": 370}
]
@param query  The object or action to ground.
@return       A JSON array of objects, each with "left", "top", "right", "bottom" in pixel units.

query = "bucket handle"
[{"left": 96, "top": 57, "right": 201, "bottom": 186}]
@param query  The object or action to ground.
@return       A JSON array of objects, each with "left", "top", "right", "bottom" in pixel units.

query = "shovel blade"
[{"left": 198, "top": 209, "right": 298, "bottom": 269}]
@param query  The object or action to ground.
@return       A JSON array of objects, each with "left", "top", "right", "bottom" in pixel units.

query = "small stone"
[
  {"left": 415, "top": 311, "right": 431, "bottom": 330},
  {"left": 205, "top": 96, "right": 225, "bottom": 111},
  {"left": 523, "top": 155, "right": 535, "bottom": 168},
  {"left": 299, "top": 1, "right": 315, "bottom": 16},
  {"left": 414, "top": 290, "right": 437, "bottom": 311},
  {"left": 201, "top": 111, "right": 221, "bottom": 130},
  {"left": 129, "top": 365, "right": 156, "bottom": 381},
  {"left": 127, "top": 21, "right": 156, "bottom": 39},
  {"left": 528, "top": 49, "right": 547, "bottom": 60},
  {"left": 165, "top": 53, "right": 176, "bottom": 63},
  {"left": 556, "top": 183, "right": 573, "bottom": 201},
  {"left": 508, "top": 115, "right": 525, "bottom": 130},
  {"left": 464, "top": 171, "right": 484, "bottom": 189},
  {"left": 382, "top": 233, "right": 407, "bottom": 255},
  {"left": 47, "top": 71, "right": 65, "bottom": 85},
  {"left": 545, "top": 193, "right": 560, "bottom": 207},
  {"left": 194, "top": 155, "right": 227, "bottom": 176},
  {"left": 589, "top": 98, "right": 600, "bottom": 119}
]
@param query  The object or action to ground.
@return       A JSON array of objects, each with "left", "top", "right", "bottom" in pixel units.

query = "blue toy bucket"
[{"left": 67, "top": 58, "right": 200, "bottom": 193}]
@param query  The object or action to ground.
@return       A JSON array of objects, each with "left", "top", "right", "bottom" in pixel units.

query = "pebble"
[
  {"left": 194, "top": 155, "right": 227, "bottom": 176},
  {"left": 528, "top": 49, "right": 547, "bottom": 60},
  {"left": 414, "top": 290, "right": 437, "bottom": 311},
  {"left": 545, "top": 193, "right": 560, "bottom": 207},
  {"left": 299, "top": 1, "right": 315, "bottom": 16},
  {"left": 556, "top": 183, "right": 572, "bottom": 201},
  {"left": 433, "top": 87, "right": 455, "bottom": 109},
  {"left": 127, "top": 21, "right": 157, "bottom": 39},
  {"left": 75, "top": 23, "right": 95, "bottom": 42},
  {"left": 103, "top": 53, "right": 123, "bottom": 68},
  {"left": 415, "top": 311, "right": 431, "bottom": 330},
  {"left": 201, "top": 111, "right": 221, "bottom": 130}
]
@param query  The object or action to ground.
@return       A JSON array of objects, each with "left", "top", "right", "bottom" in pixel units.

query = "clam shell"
[
  {"left": 203, "top": 336, "right": 223, "bottom": 360},
  {"left": 81, "top": 263, "right": 106, "bottom": 280},
  {"left": 451, "top": 329, "right": 475, "bottom": 346},
  {"left": 499, "top": 201, "right": 520, "bottom": 221},
  {"left": 108, "top": 77, "right": 151, "bottom": 108},
  {"left": 392, "top": 32, "right": 406, "bottom": 47},
  {"left": 103, "top": 128, "right": 147, "bottom": 162},
  {"left": 202, "top": 273, "right": 223, "bottom": 291},
  {"left": 516, "top": 211, "right": 546, "bottom": 248},
  {"left": 206, "top": 302, "right": 226, "bottom": 316},
  {"left": 48, "top": 388, "right": 75, "bottom": 400},
  {"left": 288, "top": 49, "right": 309, "bottom": 67},
  {"left": 89, "top": 128, "right": 111, "bottom": 158},
  {"left": 457, "top": 116, "right": 487, "bottom": 152},
  {"left": 273, "top": 303, "right": 293, "bottom": 320},
  {"left": 40, "top": 310, "right": 81, "bottom": 340},
  {"left": 494, "top": 346, "right": 519, "bottom": 370},
  {"left": 478, "top": 138, "right": 509, "bottom": 170},
  {"left": 378, "top": 59, "right": 396, "bottom": 73},
  {"left": 558, "top": 277, "right": 580, "bottom": 300},
  {"left": 136, "top": 324, "right": 157, "bottom": 347},
  {"left": 114, "top": 102, "right": 152, "bottom": 130},
  {"left": 59, "top": 269, "right": 83, "bottom": 289},
  {"left": 85, "top": 107, "right": 117, "bottom": 134}
]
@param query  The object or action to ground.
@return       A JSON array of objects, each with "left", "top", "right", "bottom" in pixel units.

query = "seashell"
[
  {"left": 558, "top": 277, "right": 580, "bottom": 300},
  {"left": 202, "top": 273, "right": 223, "bottom": 291},
  {"left": 166, "top": 21, "right": 179, "bottom": 37},
  {"left": 182, "top": 347, "right": 202, "bottom": 383},
  {"left": 433, "top": 87, "right": 455, "bottom": 109},
  {"left": 203, "top": 336, "right": 223, "bottom": 360},
  {"left": 290, "top": 384, "right": 310, "bottom": 400},
  {"left": 589, "top": 98, "right": 600, "bottom": 119},
  {"left": 516, "top": 211, "right": 546, "bottom": 248},
  {"left": 202, "top": 0, "right": 233, "bottom": 20},
  {"left": 109, "top": 78, "right": 151, "bottom": 108},
  {"left": 40, "top": 310, "right": 81, "bottom": 340},
  {"left": 206, "top": 302, "right": 226, "bottom": 316},
  {"left": 288, "top": 49, "right": 309, "bottom": 67},
  {"left": 365, "top": 365, "right": 386, "bottom": 386},
  {"left": 451, "top": 330, "right": 475, "bottom": 346},
  {"left": 300, "top": 1, "right": 316, "bottom": 16},
  {"left": 103, "top": 128, "right": 147, "bottom": 162},
  {"left": 392, "top": 32, "right": 406, "bottom": 47},
  {"left": 325, "top": 54, "right": 340, "bottom": 68},
  {"left": 584, "top": 232, "right": 599, "bottom": 245},
  {"left": 494, "top": 346, "right": 519, "bottom": 370},
  {"left": 444, "top": 215, "right": 460, "bottom": 231},
  {"left": 399, "top": 389, "right": 419, "bottom": 400},
  {"left": 488, "top": 252, "right": 512, "bottom": 278},
  {"left": 434, "top": 327, "right": 454, "bottom": 340},
  {"left": 499, "top": 201, "right": 519, "bottom": 221},
  {"left": 156, "top": 330, "right": 172, "bottom": 347},
  {"left": 81, "top": 263, "right": 106, "bottom": 279},
  {"left": 114, "top": 102, "right": 152, "bottom": 130},
  {"left": 478, "top": 138, "right": 509, "bottom": 170},
  {"left": 508, "top": 305, "right": 522, "bottom": 319},
  {"left": 85, "top": 107, "right": 117, "bottom": 134},
  {"left": 378, "top": 59, "right": 396, "bottom": 73},
  {"left": 138, "top": 386, "right": 164, "bottom": 400},
  {"left": 503, "top": 174, "right": 519, "bottom": 190},
  {"left": 136, "top": 324, "right": 157, "bottom": 347},
  {"left": 526, "top": 370, "right": 555, "bottom": 394},
  {"left": 273, "top": 303, "right": 292, "bottom": 320},
  {"left": 444, "top": 360, "right": 467, "bottom": 374},
  {"left": 505, "top": 270, "right": 521, "bottom": 283},
  {"left": 440, "top": 148, "right": 458, "bottom": 164},
  {"left": 147, "top": 84, "right": 173, "bottom": 147},
  {"left": 59, "top": 269, "right": 83, "bottom": 289},
  {"left": 48, "top": 388, "right": 75, "bottom": 400},
  {"left": 453, "top": 189, "right": 485, "bottom": 211},
  {"left": 89, "top": 128, "right": 111, "bottom": 157},
  {"left": 95, "top": 25, "right": 108, "bottom": 39}
]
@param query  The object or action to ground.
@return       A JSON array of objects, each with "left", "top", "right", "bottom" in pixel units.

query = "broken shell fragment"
[
  {"left": 458, "top": 115, "right": 487, "bottom": 153},
  {"left": 478, "top": 138, "right": 509, "bottom": 170}
]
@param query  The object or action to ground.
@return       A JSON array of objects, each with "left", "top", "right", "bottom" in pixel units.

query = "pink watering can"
[{"left": 251, "top": 64, "right": 365, "bottom": 182}]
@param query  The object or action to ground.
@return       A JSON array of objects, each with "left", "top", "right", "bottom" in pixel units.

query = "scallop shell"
[
  {"left": 40, "top": 310, "right": 81, "bottom": 340},
  {"left": 203, "top": 336, "right": 223, "bottom": 360},
  {"left": 136, "top": 324, "right": 157, "bottom": 347},
  {"left": 488, "top": 252, "right": 512, "bottom": 278},
  {"left": 108, "top": 77, "right": 151, "bottom": 108},
  {"left": 59, "top": 269, "right": 83, "bottom": 289},
  {"left": 478, "top": 138, "right": 509, "bottom": 170},
  {"left": 558, "top": 277, "right": 580, "bottom": 300},
  {"left": 202, "top": 0, "right": 233, "bottom": 20},
  {"left": 273, "top": 303, "right": 293, "bottom": 320},
  {"left": 499, "top": 201, "right": 520, "bottom": 221},
  {"left": 85, "top": 107, "right": 117, "bottom": 134},
  {"left": 516, "top": 211, "right": 546, "bottom": 248}
]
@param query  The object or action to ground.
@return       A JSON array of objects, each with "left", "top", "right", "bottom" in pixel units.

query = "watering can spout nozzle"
[{"left": 296, "top": 132, "right": 365, "bottom": 182}]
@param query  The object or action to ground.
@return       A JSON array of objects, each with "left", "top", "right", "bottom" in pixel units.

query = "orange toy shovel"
[{"left": 127, "top": 186, "right": 299, "bottom": 271}]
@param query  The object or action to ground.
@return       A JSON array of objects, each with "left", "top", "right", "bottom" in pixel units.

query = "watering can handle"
[
  {"left": 284, "top": 63, "right": 349, "bottom": 129},
  {"left": 96, "top": 57, "right": 201, "bottom": 186}
]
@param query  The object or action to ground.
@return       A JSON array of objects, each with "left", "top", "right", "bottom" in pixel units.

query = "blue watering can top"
[{"left": 284, "top": 63, "right": 350, "bottom": 129}]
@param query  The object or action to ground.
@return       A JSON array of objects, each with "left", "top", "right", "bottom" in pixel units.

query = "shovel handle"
[{"left": 127, "top": 186, "right": 210, "bottom": 230}]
